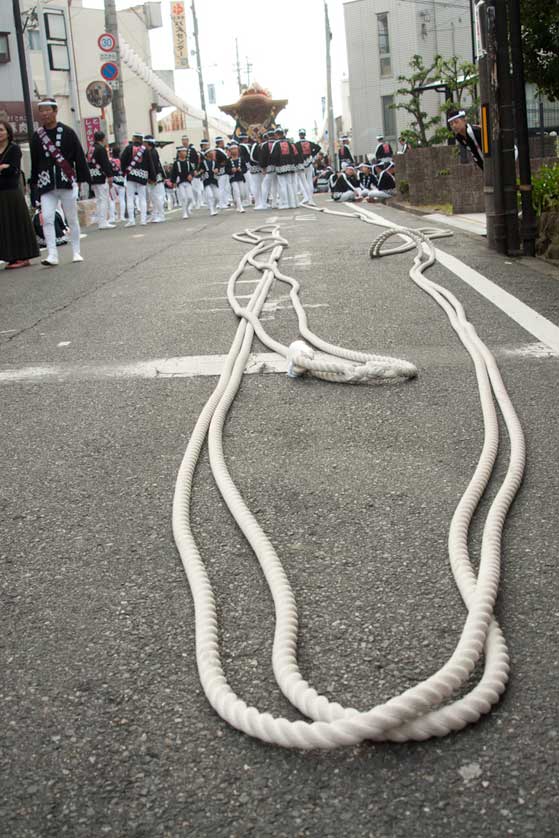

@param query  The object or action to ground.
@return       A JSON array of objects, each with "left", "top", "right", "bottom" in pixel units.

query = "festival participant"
[
  {"left": 144, "top": 135, "right": 166, "bottom": 223},
  {"left": 108, "top": 146, "right": 126, "bottom": 223},
  {"left": 365, "top": 160, "right": 396, "bottom": 202},
  {"left": 120, "top": 132, "right": 155, "bottom": 227},
  {"left": 266, "top": 127, "right": 296, "bottom": 209},
  {"left": 248, "top": 130, "right": 265, "bottom": 209},
  {"left": 201, "top": 149, "right": 220, "bottom": 216},
  {"left": 257, "top": 130, "right": 278, "bottom": 210},
  {"left": 288, "top": 134, "right": 306, "bottom": 206},
  {"left": 0, "top": 119, "right": 39, "bottom": 269},
  {"left": 171, "top": 146, "right": 195, "bottom": 219},
  {"left": 330, "top": 165, "right": 363, "bottom": 202},
  {"left": 374, "top": 135, "right": 394, "bottom": 162},
  {"left": 295, "top": 129, "right": 320, "bottom": 204},
  {"left": 29, "top": 98, "right": 90, "bottom": 267},
  {"left": 193, "top": 139, "right": 210, "bottom": 208},
  {"left": 337, "top": 135, "right": 354, "bottom": 170},
  {"left": 214, "top": 136, "right": 231, "bottom": 209},
  {"left": 447, "top": 109, "right": 484, "bottom": 170},
  {"left": 358, "top": 162, "right": 375, "bottom": 196},
  {"left": 225, "top": 143, "right": 247, "bottom": 213},
  {"left": 237, "top": 132, "right": 252, "bottom": 205},
  {"left": 88, "top": 130, "right": 114, "bottom": 230}
]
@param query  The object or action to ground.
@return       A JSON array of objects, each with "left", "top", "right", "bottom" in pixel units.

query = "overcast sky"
[{"left": 97, "top": 0, "right": 351, "bottom": 134}]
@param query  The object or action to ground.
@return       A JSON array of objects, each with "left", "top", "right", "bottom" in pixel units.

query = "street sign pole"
[{"left": 103, "top": 0, "right": 127, "bottom": 147}]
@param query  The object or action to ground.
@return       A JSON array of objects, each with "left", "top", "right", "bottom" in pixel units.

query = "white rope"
[{"left": 172, "top": 212, "right": 525, "bottom": 749}]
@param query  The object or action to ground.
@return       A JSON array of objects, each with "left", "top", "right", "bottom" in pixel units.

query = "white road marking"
[
  {"left": 434, "top": 248, "right": 559, "bottom": 354},
  {"left": 57, "top": 341, "right": 71, "bottom": 347},
  {"left": 0, "top": 352, "right": 288, "bottom": 383},
  {"left": 500, "top": 341, "right": 559, "bottom": 359},
  {"left": 359, "top": 207, "right": 559, "bottom": 355},
  {"left": 0, "top": 330, "right": 18, "bottom": 334}
]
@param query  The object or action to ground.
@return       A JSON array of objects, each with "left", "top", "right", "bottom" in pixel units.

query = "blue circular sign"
[{"left": 100, "top": 61, "right": 119, "bottom": 81}]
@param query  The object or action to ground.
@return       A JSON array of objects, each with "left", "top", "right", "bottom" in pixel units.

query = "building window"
[
  {"left": 0, "top": 32, "right": 10, "bottom": 64},
  {"left": 381, "top": 95, "right": 396, "bottom": 139},
  {"left": 377, "top": 13, "right": 392, "bottom": 77}
]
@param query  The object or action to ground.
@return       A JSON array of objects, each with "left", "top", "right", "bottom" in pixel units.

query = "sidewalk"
[{"left": 424, "top": 211, "right": 487, "bottom": 236}]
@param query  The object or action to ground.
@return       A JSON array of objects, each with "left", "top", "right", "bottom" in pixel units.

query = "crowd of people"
[{"left": 0, "top": 97, "right": 400, "bottom": 271}]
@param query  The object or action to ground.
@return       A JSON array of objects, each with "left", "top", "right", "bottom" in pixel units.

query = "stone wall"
[
  {"left": 394, "top": 146, "right": 485, "bottom": 213},
  {"left": 394, "top": 145, "right": 559, "bottom": 214}
]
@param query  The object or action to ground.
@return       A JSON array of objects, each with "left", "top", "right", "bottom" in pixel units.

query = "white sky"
[{"left": 95, "top": 0, "right": 350, "bottom": 134}]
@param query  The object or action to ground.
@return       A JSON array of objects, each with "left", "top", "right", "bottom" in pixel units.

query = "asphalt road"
[{"left": 1, "top": 198, "right": 558, "bottom": 838}]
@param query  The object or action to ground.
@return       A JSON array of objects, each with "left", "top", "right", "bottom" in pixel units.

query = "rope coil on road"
[{"left": 173, "top": 212, "right": 525, "bottom": 749}]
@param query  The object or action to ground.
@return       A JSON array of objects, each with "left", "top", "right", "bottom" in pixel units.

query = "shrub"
[
  {"left": 398, "top": 179, "right": 410, "bottom": 195},
  {"left": 531, "top": 164, "right": 559, "bottom": 215}
]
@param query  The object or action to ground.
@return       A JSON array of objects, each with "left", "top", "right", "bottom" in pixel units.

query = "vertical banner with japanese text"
[
  {"left": 171, "top": 2, "right": 189, "bottom": 69},
  {"left": 83, "top": 116, "right": 101, "bottom": 151}
]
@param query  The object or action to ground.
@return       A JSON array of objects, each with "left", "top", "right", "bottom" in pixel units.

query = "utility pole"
[
  {"left": 12, "top": 0, "right": 35, "bottom": 141},
  {"left": 508, "top": 0, "right": 536, "bottom": 256},
  {"left": 191, "top": 0, "right": 209, "bottom": 140},
  {"left": 234, "top": 38, "right": 243, "bottom": 95},
  {"left": 104, "top": 0, "right": 128, "bottom": 147},
  {"left": 494, "top": 0, "right": 520, "bottom": 255},
  {"left": 324, "top": 0, "right": 336, "bottom": 169}
]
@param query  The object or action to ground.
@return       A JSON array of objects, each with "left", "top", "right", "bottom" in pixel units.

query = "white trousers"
[
  {"left": 250, "top": 172, "right": 264, "bottom": 208},
  {"left": 230, "top": 180, "right": 245, "bottom": 212},
  {"left": 192, "top": 177, "right": 204, "bottom": 208},
  {"left": 260, "top": 172, "right": 278, "bottom": 208},
  {"left": 276, "top": 174, "right": 292, "bottom": 209},
  {"left": 304, "top": 164, "right": 315, "bottom": 202},
  {"left": 149, "top": 182, "right": 166, "bottom": 221},
  {"left": 109, "top": 185, "right": 126, "bottom": 222},
  {"left": 125, "top": 180, "right": 147, "bottom": 225},
  {"left": 204, "top": 184, "right": 219, "bottom": 215},
  {"left": 333, "top": 190, "right": 360, "bottom": 202},
  {"left": 363, "top": 188, "right": 393, "bottom": 201},
  {"left": 217, "top": 173, "right": 231, "bottom": 208},
  {"left": 92, "top": 183, "right": 110, "bottom": 227},
  {"left": 177, "top": 181, "right": 195, "bottom": 216},
  {"left": 40, "top": 187, "right": 81, "bottom": 259}
]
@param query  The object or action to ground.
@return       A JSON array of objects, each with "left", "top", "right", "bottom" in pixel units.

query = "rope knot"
[{"left": 287, "top": 340, "right": 315, "bottom": 378}]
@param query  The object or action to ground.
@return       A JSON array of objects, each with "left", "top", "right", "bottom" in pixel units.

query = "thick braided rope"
[{"left": 173, "top": 216, "right": 524, "bottom": 748}]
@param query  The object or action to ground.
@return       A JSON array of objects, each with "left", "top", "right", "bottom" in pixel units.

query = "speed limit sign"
[{"left": 98, "top": 33, "right": 116, "bottom": 52}]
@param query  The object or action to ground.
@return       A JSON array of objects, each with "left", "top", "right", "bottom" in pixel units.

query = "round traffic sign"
[
  {"left": 98, "top": 33, "right": 116, "bottom": 52},
  {"left": 100, "top": 61, "right": 119, "bottom": 82}
]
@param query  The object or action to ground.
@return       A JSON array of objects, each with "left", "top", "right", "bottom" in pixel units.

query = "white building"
[
  {"left": 1, "top": 0, "right": 231, "bottom": 153},
  {"left": 343, "top": 0, "right": 474, "bottom": 156}
]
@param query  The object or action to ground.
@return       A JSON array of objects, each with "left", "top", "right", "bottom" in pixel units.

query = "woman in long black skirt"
[{"left": 0, "top": 120, "right": 40, "bottom": 270}]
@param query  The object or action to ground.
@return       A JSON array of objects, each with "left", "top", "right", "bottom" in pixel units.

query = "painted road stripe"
[
  {"left": 358, "top": 207, "right": 559, "bottom": 355},
  {"left": 0, "top": 352, "right": 288, "bottom": 383},
  {"left": 435, "top": 248, "right": 559, "bottom": 354}
]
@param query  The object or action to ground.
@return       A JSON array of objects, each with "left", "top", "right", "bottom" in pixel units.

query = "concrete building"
[
  {"left": 1, "top": 0, "right": 231, "bottom": 152},
  {"left": 343, "top": 0, "right": 474, "bottom": 156}
]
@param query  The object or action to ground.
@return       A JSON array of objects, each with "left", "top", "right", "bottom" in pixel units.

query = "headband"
[{"left": 447, "top": 110, "right": 466, "bottom": 124}]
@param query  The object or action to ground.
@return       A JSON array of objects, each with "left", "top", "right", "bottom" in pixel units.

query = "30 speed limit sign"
[{"left": 98, "top": 33, "right": 116, "bottom": 52}]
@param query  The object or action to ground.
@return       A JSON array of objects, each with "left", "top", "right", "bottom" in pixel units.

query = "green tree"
[
  {"left": 520, "top": 0, "right": 559, "bottom": 101},
  {"left": 391, "top": 54, "right": 443, "bottom": 146}
]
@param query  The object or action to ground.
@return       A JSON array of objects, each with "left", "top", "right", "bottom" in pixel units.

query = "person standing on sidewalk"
[
  {"left": 88, "top": 130, "right": 115, "bottom": 230},
  {"left": 29, "top": 98, "right": 90, "bottom": 267},
  {"left": 447, "top": 109, "right": 484, "bottom": 170},
  {"left": 0, "top": 120, "right": 39, "bottom": 270}
]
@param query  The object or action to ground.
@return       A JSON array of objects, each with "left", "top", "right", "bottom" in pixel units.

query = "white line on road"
[
  {"left": 0, "top": 352, "right": 288, "bottom": 384},
  {"left": 434, "top": 248, "right": 559, "bottom": 354},
  {"left": 360, "top": 207, "right": 559, "bottom": 355}
]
